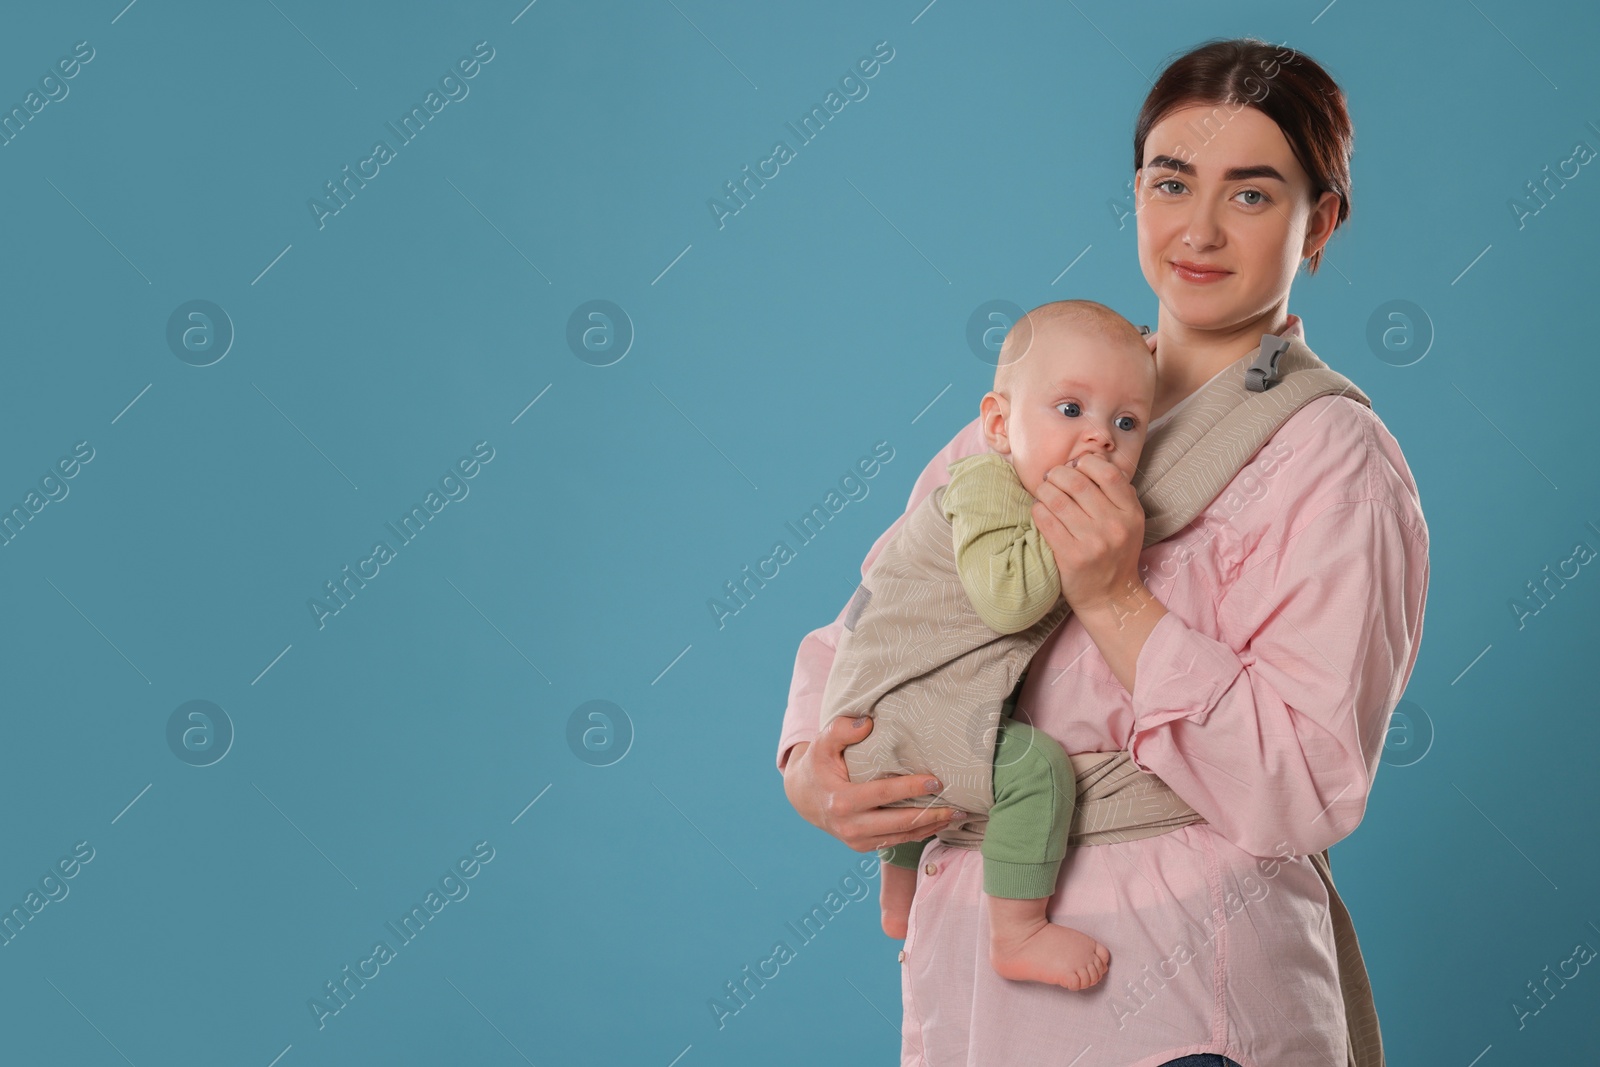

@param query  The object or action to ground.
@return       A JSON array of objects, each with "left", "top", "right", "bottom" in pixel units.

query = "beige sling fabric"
[{"left": 819, "top": 483, "right": 1076, "bottom": 826}]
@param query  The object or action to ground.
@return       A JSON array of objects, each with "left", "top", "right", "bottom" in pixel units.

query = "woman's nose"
[{"left": 1183, "top": 198, "right": 1223, "bottom": 249}]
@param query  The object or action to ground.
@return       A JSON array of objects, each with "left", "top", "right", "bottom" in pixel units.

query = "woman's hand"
[
  {"left": 1031, "top": 452, "right": 1147, "bottom": 614},
  {"left": 783, "top": 715, "right": 959, "bottom": 853}
]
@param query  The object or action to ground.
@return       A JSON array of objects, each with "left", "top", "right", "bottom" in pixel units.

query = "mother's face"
[{"left": 1134, "top": 103, "right": 1340, "bottom": 331}]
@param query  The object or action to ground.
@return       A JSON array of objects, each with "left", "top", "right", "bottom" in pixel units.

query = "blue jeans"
[{"left": 1156, "top": 1057, "right": 1243, "bottom": 1067}]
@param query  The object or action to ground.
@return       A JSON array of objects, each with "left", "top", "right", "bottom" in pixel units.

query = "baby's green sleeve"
[{"left": 942, "top": 453, "right": 1064, "bottom": 635}]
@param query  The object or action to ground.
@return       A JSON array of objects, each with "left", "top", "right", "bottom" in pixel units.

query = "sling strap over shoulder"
[{"left": 1133, "top": 329, "right": 1369, "bottom": 545}]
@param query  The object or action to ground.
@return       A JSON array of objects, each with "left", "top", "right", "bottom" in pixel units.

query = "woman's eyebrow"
[{"left": 1146, "top": 154, "right": 1286, "bottom": 182}]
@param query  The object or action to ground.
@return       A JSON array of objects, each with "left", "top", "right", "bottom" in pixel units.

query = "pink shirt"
[{"left": 776, "top": 328, "right": 1430, "bottom": 1066}]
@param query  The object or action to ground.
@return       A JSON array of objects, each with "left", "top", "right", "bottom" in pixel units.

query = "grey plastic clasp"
[
  {"left": 1137, "top": 324, "right": 1152, "bottom": 336},
  {"left": 1245, "top": 333, "right": 1290, "bottom": 392}
]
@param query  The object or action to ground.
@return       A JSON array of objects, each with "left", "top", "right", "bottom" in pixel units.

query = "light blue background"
[{"left": 1, "top": 1, "right": 1596, "bottom": 1064}]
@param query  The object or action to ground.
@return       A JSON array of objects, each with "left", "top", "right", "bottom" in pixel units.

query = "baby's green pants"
[{"left": 878, "top": 717, "right": 1073, "bottom": 900}]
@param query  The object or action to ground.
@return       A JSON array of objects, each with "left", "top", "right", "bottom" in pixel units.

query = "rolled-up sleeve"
[
  {"left": 775, "top": 421, "right": 988, "bottom": 772},
  {"left": 1126, "top": 495, "right": 1429, "bottom": 857}
]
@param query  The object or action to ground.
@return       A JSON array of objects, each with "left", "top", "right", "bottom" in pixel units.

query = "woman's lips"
[{"left": 1171, "top": 261, "right": 1231, "bottom": 283}]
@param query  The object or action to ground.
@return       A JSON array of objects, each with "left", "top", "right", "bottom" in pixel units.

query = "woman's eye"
[
  {"left": 1116, "top": 415, "right": 1137, "bottom": 431},
  {"left": 1236, "top": 189, "right": 1268, "bottom": 206},
  {"left": 1056, "top": 402, "right": 1081, "bottom": 417},
  {"left": 1153, "top": 178, "right": 1184, "bottom": 195}
]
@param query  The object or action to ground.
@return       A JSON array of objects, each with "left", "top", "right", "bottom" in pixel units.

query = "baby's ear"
[{"left": 978, "top": 391, "right": 1009, "bottom": 449}]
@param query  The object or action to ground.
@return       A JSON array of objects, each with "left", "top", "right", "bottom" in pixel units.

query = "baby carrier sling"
[{"left": 821, "top": 329, "right": 1384, "bottom": 1066}]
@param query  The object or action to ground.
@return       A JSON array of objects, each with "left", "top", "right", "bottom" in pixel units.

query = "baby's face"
[{"left": 989, "top": 325, "right": 1155, "bottom": 498}]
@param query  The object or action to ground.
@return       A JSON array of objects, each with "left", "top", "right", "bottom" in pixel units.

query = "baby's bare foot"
[{"left": 987, "top": 895, "right": 1111, "bottom": 990}]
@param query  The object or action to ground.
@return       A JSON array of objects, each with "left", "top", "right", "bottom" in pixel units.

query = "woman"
[{"left": 777, "top": 38, "right": 1429, "bottom": 1067}]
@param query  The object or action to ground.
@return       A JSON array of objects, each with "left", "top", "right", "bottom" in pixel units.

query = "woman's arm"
[
  {"left": 1037, "top": 399, "right": 1430, "bottom": 858},
  {"left": 1122, "top": 490, "right": 1429, "bottom": 858}
]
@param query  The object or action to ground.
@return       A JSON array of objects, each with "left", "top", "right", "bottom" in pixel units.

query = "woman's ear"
[
  {"left": 979, "top": 391, "right": 1011, "bottom": 453},
  {"left": 1301, "top": 189, "right": 1341, "bottom": 259}
]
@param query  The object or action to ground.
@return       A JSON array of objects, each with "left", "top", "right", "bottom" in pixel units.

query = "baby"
[{"left": 817, "top": 298, "right": 1156, "bottom": 991}]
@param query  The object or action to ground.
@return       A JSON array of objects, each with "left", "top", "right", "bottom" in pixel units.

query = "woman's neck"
[{"left": 1150, "top": 304, "right": 1293, "bottom": 421}]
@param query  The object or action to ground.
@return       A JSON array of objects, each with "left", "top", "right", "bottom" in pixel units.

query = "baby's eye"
[
  {"left": 1116, "top": 415, "right": 1137, "bottom": 431},
  {"left": 1056, "top": 402, "right": 1081, "bottom": 418}
]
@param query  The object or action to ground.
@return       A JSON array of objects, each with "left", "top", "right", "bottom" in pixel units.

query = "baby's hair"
[{"left": 993, "top": 299, "right": 1152, "bottom": 396}]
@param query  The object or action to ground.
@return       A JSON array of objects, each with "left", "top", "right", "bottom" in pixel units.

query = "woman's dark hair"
[{"left": 1132, "top": 38, "right": 1353, "bottom": 275}]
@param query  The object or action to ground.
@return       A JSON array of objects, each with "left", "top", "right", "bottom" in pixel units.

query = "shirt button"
[
  {"left": 924, "top": 862, "right": 938, "bottom": 876},
  {"left": 898, "top": 949, "right": 907, "bottom": 963}
]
